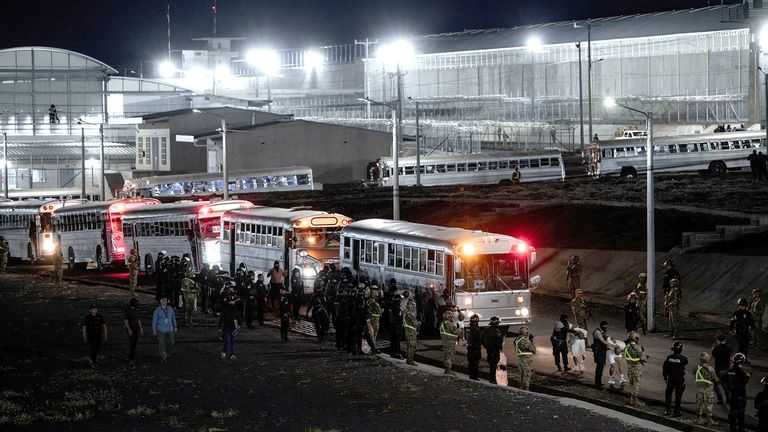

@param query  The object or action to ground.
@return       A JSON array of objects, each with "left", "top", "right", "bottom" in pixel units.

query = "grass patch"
[
  {"left": 210, "top": 408, "right": 238, "bottom": 419},
  {"left": 125, "top": 405, "right": 156, "bottom": 418},
  {"left": 161, "top": 416, "right": 185, "bottom": 429},
  {"left": 0, "top": 398, "right": 23, "bottom": 415}
]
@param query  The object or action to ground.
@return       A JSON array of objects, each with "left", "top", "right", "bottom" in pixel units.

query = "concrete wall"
[{"left": 222, "top": 120, "right": 391, "bottom": 183}]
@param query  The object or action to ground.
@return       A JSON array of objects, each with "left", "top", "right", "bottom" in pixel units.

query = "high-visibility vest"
[
  {"left": 403, "top": 314, "right": 417, "bottom": 331},
  {"left": 439, "top": 321, "right": 458, "bottom": 339},
  {"left": 515, "top": 336, "right": 533, "bottom": 356},
  {"left": 695, "top": 365, "right": 713, "bottom": 385},
  {"left": 624, "top": 343, "right": 641, "bottom": 363}
]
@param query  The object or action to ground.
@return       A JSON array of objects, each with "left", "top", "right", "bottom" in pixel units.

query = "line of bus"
[
  {"left": 121, "top": 200, "right": 255, "bottom": 273},
  {"left": 122, "top": 166, "right": 314, "bottom": 199},
  {"left": 51, "top": 198, "right": 160, "bottom": 270},
  {"left": 220, "top": 207, "right": 353, "bottom": 293},
  {"left": 338, "top": 218, "right": 538, "bottom": 327},
  {"left": 0, "top": 199, "right": 87, "bottom": 262},
  {"left": 584, "top": 130, "right": 766, "bottom": 178},
  {"left": 373, "top": 151, "right": 565, "bottom": 186}
]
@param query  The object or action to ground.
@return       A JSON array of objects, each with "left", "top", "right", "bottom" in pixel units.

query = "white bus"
[
  {"left": 0, "top": 199, "right": 87, "bottom": 261},
  {"left": 220, "top": 207, "right": 353, "bottom": 293},
  {"left": 52, "top": 198, "right": 160, "bottom": 270},
  {"left": 122, "top": 166, "right": 314, "bottom": 199},
  {"left": 122, "top": 200, "right": 254, "bottom": 273},
  {"left": 585, "top": 130, "right": 766, "bottom": 178},
  {"left": 339, "top": 219, "right": 538, "bottom": 327},
  {"left": 374, "top": 151, "right": 565, "bottom": 186}
]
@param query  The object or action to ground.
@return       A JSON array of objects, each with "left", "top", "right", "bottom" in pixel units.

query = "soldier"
[
  {"left": 180, "top": 271, "right": 200, "bottom": 326},
  {"left": 664, "top": 278, "right": 682, "bottom": 338},
  {"left": 403, "top": 297, "right": 420, "bottom": 365},
  {"left": 569, "top": 288, "right": 591, "bottom": 330},
  {"left": 128, "top": 248, "right": 140, "bottom": 297},
  {"left": 439, "top": 310, "right": 460, "bottom": 374},
  {"left": 633, "top": 273, "right": 648, "bottom": 334},
  {"left": 334, "top": 286, "right": 348, "bottom": 351},
  {"left": 750, "top": 289, "right": 764, "bottom": 348},
  {"left": 52, "top": 243, "right": 64, "bottom": 289},
  {"left": 0, "top": 234, "right": 8, "bottom": 273},
  {"left": 367, "top": 289, "right": 383, "bottom": 342},
  {"left": 514, "top": 325, "right": 536, "bottom": 390},
  {"left": 196, "top": 263, "right": 210, "bottom": 314},
  {"left": 693, "top": 352, "right": 719, "bottom": 427},
  {"left": 254, "top": 274, "right": 268, "bottom": 325},
  {"left": 565, "top": 255, "right": 582, "bottom": 299},
  {"left": 307, "top": 284, "right": 330, "bottom": 343},
  {"left": 725, "top": 353, "right": 750, "bottom": 432},
  {"left": 663, "top": 340, "right": 688, "bottom": 417},
  {"left": 483, "top": 316, "right": 505, "bottom": 384},
  {"left": 624, "top": 331, "right": 646, "bottom": 407},
  {"left": 662, "top": 260, "right": 681, "bottom": 297},
  {"left": 729, "top": 298, "right": 755, "bottom": 359},
  {"left": 466, "top": 314, "right": 482, "bottom": 380},
  {"left": 389, "top": 292, "right": 404, "bottom": 359}
]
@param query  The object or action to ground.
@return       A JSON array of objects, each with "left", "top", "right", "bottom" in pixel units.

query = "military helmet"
[
  {"left": 627, "top": 331, "right": 639, "bottom": 342},
  {"left": 669, "top": 278, "right": 680, "bottom": 286},
  {"left": 489, "top": 316, "right": 501, "bottom": 326},
  {"left": 442, "top": 310, "right": 454, "bottom": 320},
  {"left": 638, "top": 272, "right": 647, "bottom": 278},
  {"left": 469, "top": 314, "right": 480, "bottom": 324},
  {"left": 698, "top": 352, "right": 710, "bottom": 363},
  {"left": 761, "top": 375, "right": 768, "bottom": 386},
  {"left": 672, "top": 340, "right": 684, "bottom": 352},
  {"left": 733, "top": 352, "right": 746, "bottom": 365},
  {"left": 627, "top": 292, "right": 638, "bottom": 300},
  {"left": 185, "top": 270, "right": 194, "bottom": 278},
  {"left": 737, "top": 297, "right": 749, "bottom": 306},
  {"left": 518, "top": 325, "right": 529, "bottom": 335}
]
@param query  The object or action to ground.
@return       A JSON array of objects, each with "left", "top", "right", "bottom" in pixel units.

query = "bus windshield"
[
  {"left": 40, "top": 213, "right": 53, "bottom": 233},
  {"left": 458, "top": 253, "right": 527, "bottom": 292},
  {"left": 293, "top": 227, "right": 342, "bottom": 249}
]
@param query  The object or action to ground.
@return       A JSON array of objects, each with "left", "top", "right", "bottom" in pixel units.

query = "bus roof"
[
  {"left": 52, "top": 198, "right": 159, "bottom": 216},
  {"left": 0, "top": 199, "right": 60, "bottom": 213},
  {"left": 598, "top": 130, "right": 765, "bottom": 148},
  {"left": 341, "top": 218, "right": 526, "bottom": 255},
  {"left": 380, "top": 150, "right": 562, "bottom": 164},
  {"left": 126, "top": 166, "right": 313, "bottom": 188},
  {"left": 223, "top": 207, "right": 352, "bottom": 229},
  {"left": 122, "top": 200, "right": 254, "bottom": 221}
]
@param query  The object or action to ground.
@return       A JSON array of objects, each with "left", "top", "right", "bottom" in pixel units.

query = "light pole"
[
  {"left": 604, "top": 97, "right": 655, "bottom": 331},
  {"left": 192, "top": 109, "right": 229, "bottom": 200},
  {"left": 759, "top": 67, "right": 768, "bottom": 146},
  {"left": 3, "top": 133, "right": 7, "bottom": 199},
  {"left": 77, "top": 121, "right": 86, "bottom": 199},
  {"left": 361, "top": 96, "right": 400, "bottom": 219},
  {"left": 576, "top": 42, "right": 584, "bottom": 152},
  {"left": 407, "top": 97, "right": 421, "bottom": 186},
  {"left": 246, "top": 49, "right": 280, "bottom": 113},
  {"left": 78, "top": 119, "right": 106, "bottom": 200}
]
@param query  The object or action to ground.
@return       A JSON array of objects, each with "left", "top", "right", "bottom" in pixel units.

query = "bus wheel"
[
  {"left": 620, "top": 167, "right": 637, "bottom": 179},
  {"left": 498, "top": 179, "right": 513, "bottom": 185},
  {"left": 709, "top": 161, "right": 727, "bottom": 176},
  {"left": 95, "top": 246, "right": 106, "bottom": 272},
  {"left": 67, "top": 247, "right": 75, "bottom": 271},
  {"left": 144, "top": 254, "right": 154, "bottom": 276}
]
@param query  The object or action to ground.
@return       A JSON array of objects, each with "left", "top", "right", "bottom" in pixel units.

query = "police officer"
[
  {"left": 750, "top": 289, "right": 765, "bottom": 347},
  {"left": 439, "top": 310, "right": 460, "bottom": 374},
  {"left": 664, "top": 278, "right": 682, "bottom": 339},
  {"left": 725, "top": 353, "right": 750, "bottom": 432},
  {"left": 389, "top": 293, "right": 404, "bottom": 359},
  {"left": 550, "top": 313, "right": 573, "bottom": 373},
  {"left": 466, "top": 314, "right": 482, "bottom": 380},
  {"left": 254, "top": 273, "right": 268, "bottom": 325},
  {"left": 307, "top": 284, "right": 330, "bottom": 343},
  {"left": 196, "top": 263, "right": 210, "bottom": 314},
  {"left": 624, "top": 331, "right": 646, "bottom": 407},
  {"left": 694, "top": 352, "right": 719, "bottom": 427},
  {"left": 128, "top": 248, "right": 140, "bottom": 297},
  {"left": 403, "top": 296, "right": 419, "bottom": 365},
  {"left": 180, "top": 270, "right": 200, "bottom": 326},
  {"left": 514, "top": 325, "right": 536, "bottom": 390},
  {"left": 334, "top": 286, "right": 348, "bottom": 351},
  {"left": 730, "top": 298, "right": 755, "bottom": 359},
  {"left": 80, "top": 304, "right": 108, "bottom": 368},
  {"left": 663, "top": 340, "right": 688, "bottom": 417},
  {"left": 483, "top": 316, "right": 505, "bottom": 384},
  {"left": 592, "top": 320, "right": 616, "bottom": 389}
]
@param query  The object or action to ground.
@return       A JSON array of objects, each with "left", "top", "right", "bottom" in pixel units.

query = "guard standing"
[
  {"left": 664, "top": 278, "right": 682, "bottom": 338},
  {"left": 367, "top": 289, "right": 383, "bottom": 342},
  {"left": 662, "top": 260, "right": 681, "bottom": 297},
  {"left": 439, "top": 310, "right": 460, "bottom": 374},
  {"left": 307, "top": 286, "right": 330, "bottom": 343},
  {"left": 52, "top": 243, "right": 64, "bottom": 289},
  {"left": 334, "top": 287, "right": 348, "bottom": 350},
  {"left": 466, "top": 314, "right": 482, "bottom": 380},
  {"left": 725, "top": 353, "right": 750, "bottom": 432},
  {"left": 81, "top": 304, "right": 108, "bottom": 368},
  {"left": 180, "top": 271, "right": 200, "bottom": 326},
  {"left": 750, "top": 289, "right": 765, "bottom": 347},
  {"left": 663, "top": 340, "right": 688, "bottom": 417},
  {"left": 403, "top": 297, "right": 420, "bottom": 365},
  {"left": 197, "top": 263, "right": 210, "bottom": 314},
  {"left": 730, "top": 298, "right": 755, "bottom": 359},
  {"left": 255, "top": 274, "right": 268, "bottom": 325},
  {"left": 633, "top": 273, "right": 648, "bottom": 334},
  {"left": 0, "top": 234, "right": 8, "bottom": 273},
  {"left": 128, "top": 248, "right": 140, "bottom": 297},
  {"left": 565, "top": 255, "right": 582, "bottom": 299},
  {"left": 693, "top": 352, "right": 719, "bottom": 427},
  {"left": 624, "top": 293, "right": 641, "bottom": 333},
  {"left": 624, "top": 331, "right": 646, "bottom": 407},
  {"left": 592, "top": 320, "right": 614, "bottom": 389},
  {"left": 569, "top": 288, "right": 591, "bottom": 330},
  {"left": 515, "top": 325, "right": 536, "bottom": 390},
  {"left": 483, "top": 316, "right": 505, "bottom": 384},
  {"left": 389, "top": 293, "right": 404, "bottom": 359},
  {"left": 550, "top": 314, "right": 573, "bottom": 372}
]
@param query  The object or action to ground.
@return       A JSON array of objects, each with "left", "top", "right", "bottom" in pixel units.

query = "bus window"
[
  {"left": 457, "top": 163, "right": 467, "bottom": 172},
  {"left": 519, "top": 159, "right": 529, "bottom": 169},
  {"left": 425, "top": 165, "right": 435, "bottom": 174},
  {"left": 508, "top": 160, "right": 518, "bottom": 168},
  {"left": 549, "top": 158, "right": 559, "bottom": 166},
  {"left": 488, "top": 161, "right": 498, "bottom": 170},
  {"left": 720, "top": 142, "right": 729, "bottom": 150},
  {"left": 436, "top": 164, "right": 446, "bottom": 173},
  {"left": 539, "top": 158, "right": 550, "bottom": 167},
  {"left": 419, "top": 248, "right": 427, "bottom": 272},
  {"left": 477, "top": 162, "right": 487, "bottom": 171},
  {"left": 529, "top": 158, "right": 540, "bottom": 168},
  {"left": 690, "top": 143, "right": 698, "bottom": 152},
  {"left": 404, "top": 166, "right": 415, "bottom": 175},
  {"left": 395, "top": 244, "right": 403, "bottom": 268},
  {"left": 499, "top": 160, "right": 508, "bottom": 169},
  {"left": 467, "top": 163, "right": 477, "bottom": 171},
  {"left": 668, "top": 145, "right": 677, "bottom": 153},
  {"left": 679, "top": 144, "right": 688, "bottom": 152},
  {"left": 387, "top": 243, "right": 395, "bottom": 266},
  {"left": 403, "top": 247, "right": 411, "bottom": 270},
  {"left": 446, "top": 164, "right": 456, "bottom": 172}
]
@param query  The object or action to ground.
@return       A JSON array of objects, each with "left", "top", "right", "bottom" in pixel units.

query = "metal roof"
[
  {"left": 381, "top": 150, "right": 562, "bottom": 165},
  {"left": 4, "top": 143, "right": 135, "bottom": 161},
  {"left": 223, "top": 207, "right": 340, "bottom": 229},
  {"left": 0, "top": 47, "right": 118, "bottom": 74},
  {"left": 126, "top": 166, "right": 313, "bottom": 188},
  {"left": 122, "top": 200, "right": 253, "bottom": 221},
  {"left": 408, "top": 6, "right": 748, "bottom": 55},
  {"left": 52, "top": 198, "right": 160, "bottom": 216}
]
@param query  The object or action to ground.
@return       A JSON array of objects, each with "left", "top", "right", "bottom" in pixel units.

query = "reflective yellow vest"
[{"left": 515, "top": 336, "right": 533, "bottom": 356}]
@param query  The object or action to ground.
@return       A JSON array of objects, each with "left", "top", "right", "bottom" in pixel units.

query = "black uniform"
[
  {"left": 712, "top": 342, "right": 734, "bottom": 403},
  {"left": 466, "top": 324, "right": 482, "bottom": 380},
  {"left": 196, "top": 267, "right": 209, "bottom": 313},
  {"left": 662, "top": 352, "right": 688, "bottom": 415},
  {"left": 592, "top": 327, "right": 609, "bottom": 388},
  {"left": 729, "top": 309, "right": 754, "bottom": 358},
  {"left": 81, "top": 313, "right": 106, "bottom": 365},
  {"left": 124, "top": 306, "right": 141, "bottom": 361},
  {"left": 333, "top": 291, "right": 347, "bottom": 350},
  {"left": 551, "top": 321, "right": 570, "bottom": 372},
  {"left": 343, "top": 282, "right": 356, "bottom": 352},
  {"left": 279, "top": 293, "right": 290, "bottom": 342},
  {"left": 624, "top": 301, "right": 641, "bottom": 332},
  {"left": 389, "top": 294, "right": 404, "bottom": 359},
  {"left": 290, "top": 274, "right": 304, "bottom": 319},
  {"left": 353, "top": 292, "right": 376, "bottom": 354},
  {"left": 254, "top": 280, "right": 268, "bottom": 325},
  {"left": 482, "top": 325, "right": 505, "bottom": 383},
  {"left": 725, "top": 365, "right": 750, "bottom": 432},
  {"left": 307, "top": 292, "right": 330, "bottom": 343},
  {"left": 245, "top": 278, "right": 257, "bottom": 328},
  {"left": 754, "top": 385, "right": 768, "bottom": 432}
]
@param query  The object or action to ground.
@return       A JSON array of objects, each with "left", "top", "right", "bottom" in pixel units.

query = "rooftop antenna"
[{"left": 212, "top": 0, "right": 217, "bottom": 35}]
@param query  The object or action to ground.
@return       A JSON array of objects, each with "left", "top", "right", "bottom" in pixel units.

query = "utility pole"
[
  {"left": 587, "top": 23, "right": 593, "bottom": 144},
  {"left": 166, "top": 3, "right": 172, "bottom": 62},
  {"left": 393, "top": 63, "right": 404, "bottom": 220},
  {"left": 577, "top": 42, "right": 585, "bottom": 152},
  {"left": 80, "top": 125, "right": 86, "bottom": 199},
  {"left": 408, "top": 97, "right": 421, "bottom": 186},
  {"left": 3, "top": 133, "right": 7, "bottom": 199},
  {"left": 99, "top": 124, "right": 105, "bottom": 201},
  {"left": 212, "top": 0, "right": 217, "bottom": 36}
]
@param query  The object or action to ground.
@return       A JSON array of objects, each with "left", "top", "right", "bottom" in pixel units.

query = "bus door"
[
  {"left": 352, "top": 239, "right": 361, "bottom": 272},
  {"left": 228, "top": 222, "right": 236, "bottom": 276},
  {"left": 28, "top": 217, "right": 38, "bottom": 258},
  {"left": 188, "top": 222, "right": 200, "bottom": 272}
]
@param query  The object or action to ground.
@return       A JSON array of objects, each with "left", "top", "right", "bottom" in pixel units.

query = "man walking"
[
  {"left": 219, "top": 290, "right": 240, "bottom": 360},
  {"left": 81, "top": 304, "right": 108, "bottom": 368},
  {"left": 123, "top": 297, "right": 142, "bottom": 365},
  {"left": 151, "top": 296, "right": 177, "bottom": 362},
  {"left": 128, "top": 248, "right": 140, "bottom": 297},
  {"left": 180, "top": 271, "right": 200, "bottom": 326},
  {"left": 514, "top": 325, "right": 536, "bottom": 390}
]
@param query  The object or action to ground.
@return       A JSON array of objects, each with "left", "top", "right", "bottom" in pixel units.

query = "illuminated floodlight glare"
[
  {"left": 304, "top": 51, "right": 325, "bottom": 70},
  {"left": 246, "top": 49, "right": 281, "bottom": 76},
  {"left": 761, "top": 25, "right": 768, "bottom": 49},
  {"left": 376, "top": 39, "right": 415, "bottom": 71},
  {"left": 214, "top": 64, "right": 231, "bottom": 78},
  {"left": 603, "top": 97, "right": 617, "bottom": 108},
  {"left": 85, "top": 158, "right": 99, "bottom": 168},
  {"left": 526, "top": 36, "right": 543, "bottom": 52},
  {"left": 158, "top": 61, "right": 176, "bottom": 78},
  {"left": 186, "top": 66, "right": 211, "bottom": 91}
]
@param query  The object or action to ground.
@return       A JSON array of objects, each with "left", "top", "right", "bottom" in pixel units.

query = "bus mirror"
[
  {"left": 529, "top": 275, "right": 541, "bottom": 290},
  {"left": 454, "top": 278, "right": 465, "bottom": 288},
  {"left": 530, "top": 251, "right": 537, "bottom": 265}
]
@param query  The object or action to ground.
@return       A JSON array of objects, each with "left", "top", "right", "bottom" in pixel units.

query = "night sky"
[{"left": 3, "top": 0, "right": 738, "bottom": 67}]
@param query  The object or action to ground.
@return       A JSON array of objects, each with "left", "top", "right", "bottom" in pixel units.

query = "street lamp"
[
  {"left": 360, "top": 96, "right": 400, "bottom": 217},
  {"left": 407, "top": 96, "right": 421, "bottom": 186},
  {"left": 192, "top": 109, "right": 229, "bottom": 200},
  {"left": 604, "top": 97, "right": 656, "bottom": 331}
]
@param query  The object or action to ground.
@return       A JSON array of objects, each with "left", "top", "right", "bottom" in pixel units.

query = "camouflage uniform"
[
  {"left": 634, "top": 277, "right": 648, "bottom": 332},
  {"left": 439, "top": 312, "right": 460, "bottom": 374},
  {"left": 694, "top": 359, "right": 718, "bottom": 426},
  {"left": 514, "top": 333, "right": 536, "bottom": 390},
  {"left": 624, "top": 339, "right": 644, "bottom": 403},
  {"left": 403, "top": 299, "right": 420, "bottom": 365},
  {"left": 0, "top": 235, "right": 8, "bottom": 273},
  {"left": 751, "top": 289, "right": 765, "bottom": 347},
  {"left": 565, "top": 256, "right": 582, "bottom": 299},
  {"left": 180, "top": 277, "right": 200, "bottom": 326},
  {"left": 128, "top": 250, "right": 140, "bottom": 296},
  {"left": 664, "top": 284, "right": 682, "bottom": 338},
  {"left": 569, "top": 295, "right": 591, "bottom": 330},
  {"left": 367, "top": 295, "right": 383, "bottom": 342}
]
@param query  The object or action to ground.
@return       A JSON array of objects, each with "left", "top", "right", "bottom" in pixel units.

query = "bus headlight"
[
  {"left": 517, "top": 295, "right": 525, "bottom": 304},
  {"left": 520, "top": 307, "right": 529, "bottom": 317},
  {"left": 514, "top": 309, "right": 521, "bottom": 316},
  {"left": 205, "top": 247, "right": 221, "bottom": 266},
  {"left": 464, "top": 297, "right": 472, "bottom": 306},
  {"left": 42, "top": 239, "right": 55, "bottom": 253}
]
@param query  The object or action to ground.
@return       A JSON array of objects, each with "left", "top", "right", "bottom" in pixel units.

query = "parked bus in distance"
[
  {"left": 371, "top": 151, "right": 564, "bottom": 187},
  {"left": 220, "top": 207, "right": 353, "bottom": 293},
  {"left": 122, "top": 200, "right": 254, "bottom": 273},
  {"left": 3, "top": 188, "right": 102, "bottom": 201},
  {"left": 0, "top": 199, "right": 87, "bottom": 261},
  {"left": 584, "top": 130, "right": 766, "bottom": 178},
  {"left": 122, "top": 166, "right": 314, "bottom": 199},
  {"left": 339, "top": 219, "right": 539, "bottom": 327},
  {"left": 52, "top": 198, "right": 160, "bottom": 270}
]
